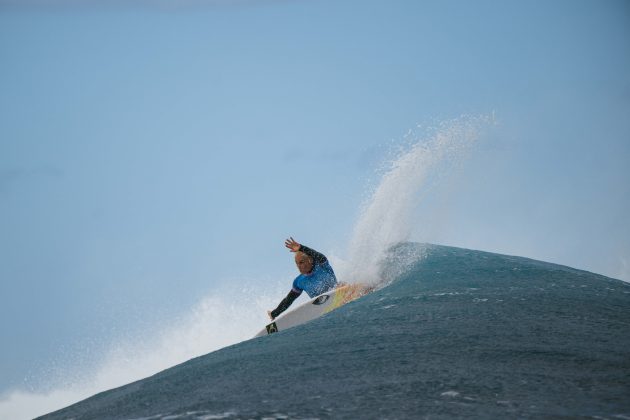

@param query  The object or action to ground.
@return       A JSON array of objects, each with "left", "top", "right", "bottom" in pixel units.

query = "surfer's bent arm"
[
  {"left": 270, "top": 288, "right": 302, "bottom": 319},
  {"left": 298, "top": 245, "right": 327, "bottom": 265}
]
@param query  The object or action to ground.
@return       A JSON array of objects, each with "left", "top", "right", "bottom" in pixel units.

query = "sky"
[{"left": 1, "top": 0, "right": 629, "bottom": 417}]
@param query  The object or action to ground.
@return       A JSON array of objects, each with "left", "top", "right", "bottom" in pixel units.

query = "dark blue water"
[{"left": 40, "top": 243, "right": 630, "bottom": 419}]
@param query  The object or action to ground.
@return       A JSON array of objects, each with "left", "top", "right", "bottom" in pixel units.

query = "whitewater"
[{"left": 1, "top": 115, "right": 496, "bottom": 419}]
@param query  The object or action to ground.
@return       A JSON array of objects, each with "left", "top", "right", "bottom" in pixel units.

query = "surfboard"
[{"left": 255, "top": 283, "right": 372, "bottom": 338}]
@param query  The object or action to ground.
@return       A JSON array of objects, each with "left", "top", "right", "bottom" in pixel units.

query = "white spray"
[
  {"left": 0, "top": 281, "right": 284, "bottom": 420},
  {"left": 346, "top": 115, "right": 490, "bottom": 284}
]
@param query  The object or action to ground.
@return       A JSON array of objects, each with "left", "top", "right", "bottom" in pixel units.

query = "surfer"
[{"left": 267, "top": 238, "right": 338, "bottom": 320}]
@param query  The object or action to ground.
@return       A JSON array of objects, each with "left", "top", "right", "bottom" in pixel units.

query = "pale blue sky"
[{"left": 1, "top": 0, "right": 629, "bottom": 395}]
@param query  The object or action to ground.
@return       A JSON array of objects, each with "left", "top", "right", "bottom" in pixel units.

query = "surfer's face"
[{"left": 295, "top": 253, "right": 314, "bottom": 275}]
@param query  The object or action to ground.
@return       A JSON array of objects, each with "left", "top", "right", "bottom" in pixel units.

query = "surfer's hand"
[
  {"left": 284, "top": 237, "right": 301, "bottom": 252},
  {"left": 267, "top": 310, "right": 274, "bottom": 320}
]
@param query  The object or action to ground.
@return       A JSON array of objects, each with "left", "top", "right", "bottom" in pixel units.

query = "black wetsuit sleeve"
[
  {"left": 271, "top": 289, "right": 301, "bottom": 319},
  {"left": 299, "top": 244, "right": 328, "bottom": 265}
]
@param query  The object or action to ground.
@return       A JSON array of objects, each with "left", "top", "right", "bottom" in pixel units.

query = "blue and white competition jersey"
[{"left": 292, "top": 259, "right": 337, "bottom": 298}]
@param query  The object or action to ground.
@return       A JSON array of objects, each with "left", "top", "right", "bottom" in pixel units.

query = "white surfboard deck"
[{"left": 255, "top": 283, "right": 371, "bottom": 337}]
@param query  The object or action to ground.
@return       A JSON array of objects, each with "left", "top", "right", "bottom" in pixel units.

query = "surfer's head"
[{"left": 294, "top": 252, "right": 314, "bottom": 275}]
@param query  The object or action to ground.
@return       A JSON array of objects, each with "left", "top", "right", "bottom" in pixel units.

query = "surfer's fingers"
[{"left": 284, "top": 237, "right": 300, "bottom": 252}]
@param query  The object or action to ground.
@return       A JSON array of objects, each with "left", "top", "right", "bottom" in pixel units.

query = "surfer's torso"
[{"left": 292, "top": 260, "right": 337, "bottom": 298}]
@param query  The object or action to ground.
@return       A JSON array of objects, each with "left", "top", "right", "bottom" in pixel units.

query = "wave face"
[{"left": 40, "top": 243, "right": 630, "bottom": 419}]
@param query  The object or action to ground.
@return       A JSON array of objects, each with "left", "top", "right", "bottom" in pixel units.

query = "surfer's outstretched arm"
[
  {"left": 269, "top": 289, "right": 301, "bottom": 320},
  {"left": 298, "top": 245, "right": 327, "bottom": 265},
  {"left": 285, "top": 237, "right": 328, "bottom": 265}
]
